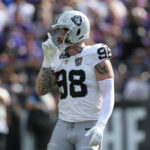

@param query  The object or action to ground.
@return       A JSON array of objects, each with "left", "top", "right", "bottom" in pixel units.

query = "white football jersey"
[{"left": 52, "top": 43, "right": 111, "bottom": 122}]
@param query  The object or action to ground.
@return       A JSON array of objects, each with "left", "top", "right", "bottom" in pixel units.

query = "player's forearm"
[
  {"left": 35, "top": 67, "right": 56, "bottom": 95},
  {"left": 97, "top": 78, "right": 114, "bottom": 129}
]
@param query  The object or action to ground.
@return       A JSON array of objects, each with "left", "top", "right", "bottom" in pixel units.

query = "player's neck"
[{"left": 66, "top": 42, "right": 86, "bottom": 56}]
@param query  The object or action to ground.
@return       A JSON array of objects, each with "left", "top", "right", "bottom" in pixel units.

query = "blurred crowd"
[{"left": 0, "top": 0, "right": 150, "bottom": 150}]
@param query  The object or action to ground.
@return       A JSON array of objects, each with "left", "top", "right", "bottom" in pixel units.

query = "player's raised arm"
[{"left": 35, "top": 33, "right": 58, "bottom": 96}]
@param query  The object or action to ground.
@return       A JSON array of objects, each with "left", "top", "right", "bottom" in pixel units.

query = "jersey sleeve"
[{"left": 88, "top": 44, "right": 112, "bottom": 67}]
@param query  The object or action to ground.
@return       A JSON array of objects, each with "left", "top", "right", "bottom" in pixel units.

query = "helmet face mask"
[
  {"left": 52, "top": 27, "right": 69, "bottom": 49},
  {"left": 51, "top": 10, "right": 90, "bottom": 52}
]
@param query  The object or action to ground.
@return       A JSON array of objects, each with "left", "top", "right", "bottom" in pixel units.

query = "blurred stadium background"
[{"left": 0, "top": 0, "right": 150, "bottom": 150}]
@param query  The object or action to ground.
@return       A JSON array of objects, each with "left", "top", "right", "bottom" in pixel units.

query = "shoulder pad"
[{"left": 84, "top": 43, "right": 112, "bottom": 67}]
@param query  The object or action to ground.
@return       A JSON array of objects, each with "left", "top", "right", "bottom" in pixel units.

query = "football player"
[{"left": 35, "top": 10, "right": 114, "bottom": 150}]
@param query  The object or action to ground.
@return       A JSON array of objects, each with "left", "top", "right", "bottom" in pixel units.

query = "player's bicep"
[{"left": 94, "top": 60, "right": 114, "bottom": 81}]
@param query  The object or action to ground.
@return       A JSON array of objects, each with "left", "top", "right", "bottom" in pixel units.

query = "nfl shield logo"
[{"left": 75, "top": 57, "right": 82, "bottom": 66}]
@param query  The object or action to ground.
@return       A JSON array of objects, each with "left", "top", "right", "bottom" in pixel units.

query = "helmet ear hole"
[{"left": 76, "top": 29, "right": 81, "bottom": 36}]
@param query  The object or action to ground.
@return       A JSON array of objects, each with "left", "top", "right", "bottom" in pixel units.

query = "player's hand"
[
  {"left": 85, "top": 124, "right": 104, "bottom": 146},
  {"left": 42, "top": 32, "right": 59, "bottom": 68}
]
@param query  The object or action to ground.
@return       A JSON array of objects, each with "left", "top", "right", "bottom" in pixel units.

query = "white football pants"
[{"left": 47, "top": 119, "right": 102, "bottom": 150}]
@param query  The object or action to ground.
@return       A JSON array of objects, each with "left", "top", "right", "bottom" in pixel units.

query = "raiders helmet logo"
[
  {"left": 75, "top": 57, "right": 83, "bottom": 66},
  {"left": 71, "top": 15, "right": 82, "bottom": 26}
]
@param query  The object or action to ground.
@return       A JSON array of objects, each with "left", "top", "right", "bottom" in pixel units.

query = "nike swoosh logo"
[{"left": 85, "top": 128, "right": 91, "bottom": 131}]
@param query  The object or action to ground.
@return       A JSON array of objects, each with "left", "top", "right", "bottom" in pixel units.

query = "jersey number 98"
[{"left": 55, "top": 69, "right": 87, "bottom": 99}]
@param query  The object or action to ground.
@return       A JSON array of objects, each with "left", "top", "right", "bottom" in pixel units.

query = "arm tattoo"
[
  {"left": 75, "top": 45, "right": 83, "bottom": 53},
  {"left": 95, "top": 62, "right": 109, "bottom": 75},
  {"left": 36, "top": 67, "right": 58, "bottom": 95}
]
